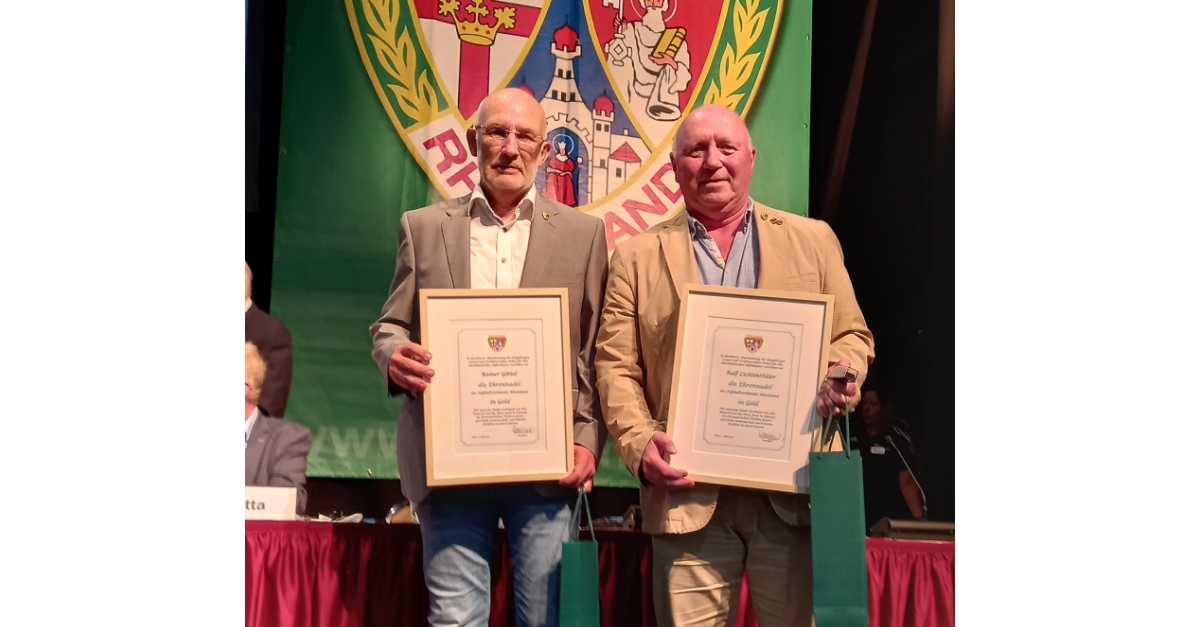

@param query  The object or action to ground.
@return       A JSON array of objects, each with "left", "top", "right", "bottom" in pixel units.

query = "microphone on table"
[{"left": 885, "top": 435, "right": 927, "bottom": 521}]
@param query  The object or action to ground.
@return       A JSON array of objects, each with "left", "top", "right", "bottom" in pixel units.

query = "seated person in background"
[
  {"left": 849, "top": 388, "right": 924, "bottom": 530},
  {"left": 245, "top": 261, "right": 293, "bottom": 417},
  {"left": 245, "top": 341, "right": 311, "bottom": 515}
]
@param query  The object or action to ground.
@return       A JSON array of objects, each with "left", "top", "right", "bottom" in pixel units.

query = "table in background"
[{"left": 246, "top": 522, "right": 952, "bottom": 627}]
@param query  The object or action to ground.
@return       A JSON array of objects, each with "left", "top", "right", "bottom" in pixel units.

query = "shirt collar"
[
  {"left": 469, "top": 185, "right": 538, "bottom": 225},
  {"left": 686, "top": 198, "right": 756, "bottom": 239},
  {"left": 245, "top": 298, "right": 252, "bottom": 313},
  {"left": 245, "top": 406, "right": 260, "bottom": 445}
]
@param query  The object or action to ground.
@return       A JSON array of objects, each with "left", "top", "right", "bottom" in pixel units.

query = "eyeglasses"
[{"left": 474, "top": 125, "right": 545, "bottom": 152}]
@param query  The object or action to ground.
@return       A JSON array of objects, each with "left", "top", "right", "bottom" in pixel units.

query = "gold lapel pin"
[
  {"left": 542, "top": 211, "right": 550, "bottom": 220},
  {"left": 760, "top": 212, "right": 768, "bottom": 220}
]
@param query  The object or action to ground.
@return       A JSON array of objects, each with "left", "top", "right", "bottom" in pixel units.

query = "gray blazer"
[
  {"left": 370, "top": 193, "right": 609, "bottom": 504},
  {"left": 245, "top": 412, "right": 312, "bottom": 515}
]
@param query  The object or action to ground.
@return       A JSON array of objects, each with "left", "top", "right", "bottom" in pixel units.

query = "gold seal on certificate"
[
  {"left": 420, "top": 289, "right": 574, "bottom": 487},
  {"left": 667, "top": 285, "right": 836, "bottom": 493}
]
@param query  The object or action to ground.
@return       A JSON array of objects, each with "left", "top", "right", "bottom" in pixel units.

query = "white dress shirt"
[
  {"left": 245, "top": 406, "right": 260, "bottom": 448},
  {"left": 468, "top": 185, "right": 538, "bottom": 289}
]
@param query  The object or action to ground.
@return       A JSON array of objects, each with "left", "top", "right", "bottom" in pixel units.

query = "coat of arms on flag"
[
  {"left": 488, "top": 335, "right": 507, "bottom": 351},
  {"left": 744, "top": 335, "right": 763, "bottom": 353},
  {"left": 346, "top": 0, "right": 784, "bottom": 249}
]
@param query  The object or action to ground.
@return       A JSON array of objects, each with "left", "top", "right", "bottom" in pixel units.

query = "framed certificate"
[
  {"left": 666, "top": 285, "right": 835, "bottom": 494},
  {"left": 419, "top": 288, "right": 574, "bottom": 487}
]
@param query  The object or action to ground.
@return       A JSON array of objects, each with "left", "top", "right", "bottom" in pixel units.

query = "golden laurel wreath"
[
  {"left": 362, "top": 0, "right": 441, "bottom": 124},
  {"left": 703, "top": 0, "right": 770, "bottom": 110}
]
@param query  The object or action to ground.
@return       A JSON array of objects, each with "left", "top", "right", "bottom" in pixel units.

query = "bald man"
[
  {"left": 370, "top": 88, "right": 608, "bottom": 627},
  {"left": 594, "top": 105, "right": 875, "bottom": 627}
]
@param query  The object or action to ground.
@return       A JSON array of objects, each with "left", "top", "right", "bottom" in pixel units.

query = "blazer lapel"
[
  {"left": 441, "top": 203, "right": 472, "bottom": 289},
  {"left": 755, "top": 206, "right": 791, "bottom": 290},
  {"left": 520, "top": 197, "right": 557, "bottom": 287},
  {"left": 658, "top": 210, "right": 698, "bottom": 297}
]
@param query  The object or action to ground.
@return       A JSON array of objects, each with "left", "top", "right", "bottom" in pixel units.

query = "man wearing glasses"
[{"left": 370, "top": 87, "right": 608, "bottom": 627}]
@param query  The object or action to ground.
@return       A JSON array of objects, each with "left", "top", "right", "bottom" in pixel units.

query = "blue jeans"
[{"left": 417, "top": 485, "right": 573, "bottom": 627}]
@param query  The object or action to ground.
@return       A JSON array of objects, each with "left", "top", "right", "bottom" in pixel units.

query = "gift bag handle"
[
  {"left": 567, "top": 488, "right": 596, "bottom": 543},
  {"left": 814, "top": 398, "right": 853, "bottom": 459},
  {"left": 836, "top": 398, "right": 851, "bottom": 459}
]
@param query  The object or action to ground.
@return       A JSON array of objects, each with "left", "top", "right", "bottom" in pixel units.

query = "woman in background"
[{"left": 849, "top": 389, "right": 925, "bottom": 531}]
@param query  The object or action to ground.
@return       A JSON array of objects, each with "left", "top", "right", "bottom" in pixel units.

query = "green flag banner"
[{"left": 270, "top": 0, "right": 812, "bottom": 482}]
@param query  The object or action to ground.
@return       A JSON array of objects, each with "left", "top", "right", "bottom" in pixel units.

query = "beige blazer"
[
  {"left": 594, "top": 203, "right": 875, "bottom": 534},
  {"left": 370, "top": 193, "right": 609, "bottom": 505}
]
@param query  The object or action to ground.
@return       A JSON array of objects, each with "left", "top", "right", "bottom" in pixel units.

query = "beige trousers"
[{"left": 651, "top": 488, "right": 814, "bottom": 627}]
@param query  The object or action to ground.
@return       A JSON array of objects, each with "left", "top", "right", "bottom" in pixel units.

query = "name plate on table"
[
  {"left": 245, "top": 486, "right": 298, "bottom": 520},
  {"left": 666, "top": 285, "right": 836, "bottom": 494}
]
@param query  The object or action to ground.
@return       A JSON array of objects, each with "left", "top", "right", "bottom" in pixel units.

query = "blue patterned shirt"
[{"left": 685, "top": 200, "right": 759, "bottom": 288}]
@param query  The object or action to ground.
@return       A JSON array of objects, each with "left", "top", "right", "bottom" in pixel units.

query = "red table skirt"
[
  {"left": 864, "top": 538, "right": 954, "bottom": 627},
  {"left": 246, "top": 522, "right": 952, "bottom": 627}
]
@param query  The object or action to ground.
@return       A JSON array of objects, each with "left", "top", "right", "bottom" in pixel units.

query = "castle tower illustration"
[
  {"left": 590, "top": 93, "right": 615, "bottom": 198},
  {"left": 531, "top": 23, "right": 650, "bottom": 206},
  {"left": 546, "top": 25, "right": 583, "bottom": 109},
  {"left": 538, "top": 24, "right": 592, "bottom": 206}
]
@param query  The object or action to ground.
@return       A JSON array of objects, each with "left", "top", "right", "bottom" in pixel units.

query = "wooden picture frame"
[
  {"left": 666, "top": 285, "right": 835, "bottom": 493},
  {"left": 419, "top": 288, "right": 574, "bottom": 486}
]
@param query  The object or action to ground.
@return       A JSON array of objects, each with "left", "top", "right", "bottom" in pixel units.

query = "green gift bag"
[
  {"left": 808, "top": 409, "right": 869, "bottom": 627},
  {"left": 559, "top": 488, "right": 601, "bottom": 627}
]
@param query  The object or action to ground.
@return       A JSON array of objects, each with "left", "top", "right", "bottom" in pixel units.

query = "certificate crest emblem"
[
  {"left": 744, "top": 335, "right": 763, "bottom": 353},
  {"left": 488, "top": 335, "right": 507, "bottom": 352},
  {"left": 346, "top": 0, "right": 784, "bottom": 249}
]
